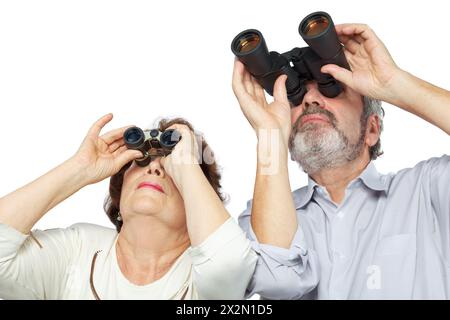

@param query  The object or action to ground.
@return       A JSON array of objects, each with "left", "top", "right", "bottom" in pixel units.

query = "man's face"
[{"left": 288, "top": 81, "right": 366, "bottom": 174}]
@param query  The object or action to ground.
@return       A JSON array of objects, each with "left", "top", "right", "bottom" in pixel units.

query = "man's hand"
[
  {"left": 232, "top": 60, "right": 298, "bottom": 248},
  {"left": 321, "top": 23, "right": 402, "bottom": 103},
  {"left": 232, "top": 60, "right": 291, "bottom": 148},
  {"left": 322, "top": 23, "right": 450, "bottom": 135}
]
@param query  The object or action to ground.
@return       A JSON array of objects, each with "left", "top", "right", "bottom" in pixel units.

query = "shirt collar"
[
  {"left": 293, "top": 176, "right": 319, "bottom": 209},
  {"left": 293, "top": 161, "right": 389, "bottom": 209},
  {"left": 358, "top": 161, "right": 389, "bottom": 192}
]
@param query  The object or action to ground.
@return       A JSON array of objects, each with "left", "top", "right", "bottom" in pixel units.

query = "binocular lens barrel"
[
  {"left": 299, "top": 12, "right": 343, "bottom": 62},
  {"left": 124, "top": 127, "right": 145, "bottom": 149},
  {"left": 231, "top": 29, "right": 272, "bottom": 77},
  {"left": 301, "top": 15, "right": 330, "bottom": 37},
  {"left": 160, "top": 129, "right": 180, "bottom": 148},
  {"left": 234, "top": 33, "right": 261, "bottom": 53}
]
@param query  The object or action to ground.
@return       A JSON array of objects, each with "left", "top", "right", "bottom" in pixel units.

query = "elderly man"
[{"left": 232, "top": 22, "right": 450, "bottom": 299}]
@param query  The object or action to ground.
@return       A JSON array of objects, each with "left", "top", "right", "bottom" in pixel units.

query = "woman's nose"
[{"left": 147, "top": 158, "right": 165, "bottom": 178}]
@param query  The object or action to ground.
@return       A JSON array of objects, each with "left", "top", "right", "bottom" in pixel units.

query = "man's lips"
[
  {"left": 300, "top": 114, "right": 330, "bottom": 125},
  {"left": 137, "top": 182, "right": 165, "bottom": 193}
]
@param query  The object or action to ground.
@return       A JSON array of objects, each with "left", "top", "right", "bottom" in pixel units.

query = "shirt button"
[{"left": 337, "top": 211, "right": 345, "bottom": 219}]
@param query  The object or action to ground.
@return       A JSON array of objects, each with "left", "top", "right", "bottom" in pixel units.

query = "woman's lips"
[
  {"left": 137, "top": 182, "right": 164, "bottom": 193},
  {"left": 300, "top": 114, "right": 330, "bottom": 125}
]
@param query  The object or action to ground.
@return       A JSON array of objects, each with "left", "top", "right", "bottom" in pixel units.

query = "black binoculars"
[
  {"left": 123, "top": 127, "right": 181, "bottom": 167},
  {"left": 231, "top": 11, "right": 350, "bottom": 106}
]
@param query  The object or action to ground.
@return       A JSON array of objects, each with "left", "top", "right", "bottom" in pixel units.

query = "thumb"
[
  {"left": 321, "top": 64, "right": 354, "bottom": 87},
  {"left": 273, "top": 74, "right": 289, "bottom": 104},
  {"left": 159, "top": 156, "right": 166, "bottom": 168},
  {"left": 115, "top": 150, "right": 142, "bottom": 169}
]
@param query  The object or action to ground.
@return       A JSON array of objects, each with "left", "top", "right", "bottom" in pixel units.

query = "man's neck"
[
  {"left": 310, "top": 153, "right": 371, "bottom": 205},
  {"left": 116, "top": 216, "right": 190, "bottom": 286}
]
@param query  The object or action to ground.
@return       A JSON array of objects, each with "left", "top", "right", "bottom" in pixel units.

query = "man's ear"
[{"left": 365, "top": 114, "right": 381, "bottom": 148}]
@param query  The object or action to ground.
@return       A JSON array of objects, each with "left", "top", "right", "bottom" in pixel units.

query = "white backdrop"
[{"left": 1, "top": 0, "right": 449, "bottom": 233}]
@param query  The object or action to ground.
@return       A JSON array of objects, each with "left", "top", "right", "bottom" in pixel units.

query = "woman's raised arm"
[{"left": 0, "top": 113, "right": 142, "bottom": 233}]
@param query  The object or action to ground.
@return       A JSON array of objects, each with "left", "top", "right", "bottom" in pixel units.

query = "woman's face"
[{"left": 119, "top": 157, "right": 186, "bottom": 228}]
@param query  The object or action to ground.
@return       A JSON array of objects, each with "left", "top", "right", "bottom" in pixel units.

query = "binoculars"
[
  {"left": 123, "top": 127, "right": 181, "bottom": 167},
  {"left": 231, "top": 11, "right": 350, "bottom": 106}
]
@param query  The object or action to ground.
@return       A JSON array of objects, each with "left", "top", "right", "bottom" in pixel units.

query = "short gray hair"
[{"left": 361, "top": 96, "right": 384, "bottom": 160}]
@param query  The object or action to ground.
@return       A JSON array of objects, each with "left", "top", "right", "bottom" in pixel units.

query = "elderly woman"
[{"left": 0, "top": 114, "right": 256, "bottom": 299}]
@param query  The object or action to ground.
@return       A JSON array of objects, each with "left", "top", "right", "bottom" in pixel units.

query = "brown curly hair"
[{"left": 103, "top": 118, "right": 224, "bottom": 232}]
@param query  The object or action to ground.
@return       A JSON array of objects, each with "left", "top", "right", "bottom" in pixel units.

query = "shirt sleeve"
[
  {"left": 238, "top": 200, "right": 320, "bottom": 300},
  {"left": 424, "top": 155, "right": 450, "bottom": 262},
  {"left": 187, "top": 217, "right": 257, "bottom": 300},
  {"left": 428, "top": 155, "right": 450, "bottom": 224},
  {"left": 0, "top": 223, "right": 80, "bottom": 299}
]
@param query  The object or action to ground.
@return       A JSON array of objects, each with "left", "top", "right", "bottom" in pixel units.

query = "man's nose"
[
  {"left": 302, "top": 82, "right": 326, "bottom": 109},
  {"left": 291, "top": 82, "right": 326, "bottom": 124},
  {"left": 146, "top": 158, "right": 165, "bottom": 178}
]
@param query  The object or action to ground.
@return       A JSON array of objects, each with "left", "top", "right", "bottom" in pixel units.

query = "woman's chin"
[{"left": 130, "top": 199, "right": 164, "bottom": 216}]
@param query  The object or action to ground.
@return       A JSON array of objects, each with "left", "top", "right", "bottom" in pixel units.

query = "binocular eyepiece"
[
  {"left": 124, "top": 127, "right": 181, "bottom": 167},
  {"left": 231, "top": 11, "right": 350, "bottom": 106}
]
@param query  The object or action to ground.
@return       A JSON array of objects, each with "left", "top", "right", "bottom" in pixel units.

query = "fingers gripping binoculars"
[
  {"left": 231, "top": 11, "right": 350, "bottom": 106},
  {"left": 123, "top": 127, "right": 181, "bottom": 167}
]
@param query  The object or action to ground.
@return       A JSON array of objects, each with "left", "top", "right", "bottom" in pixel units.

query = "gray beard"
[{"left": 289, "top": 122, "right": 365, "bottom": 175}]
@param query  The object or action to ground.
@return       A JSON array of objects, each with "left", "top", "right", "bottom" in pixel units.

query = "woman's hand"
[
  {"left": 160, "top": 124, "right": 200, "bottom": 191},
  {"left": 72, "top": 113, "right": 143, "bottom": 185},
  {"left": 232, "top": 60, "right": 292, "bottom": 148},
  {"left": 160, "top": 124, "right": 230, "bottom": 246},
  {"left": 321, "top": 23, "right": 403, "bottom": 103},
  {"left": 0, "top": 113, "right": 143, "bottom": 233}
]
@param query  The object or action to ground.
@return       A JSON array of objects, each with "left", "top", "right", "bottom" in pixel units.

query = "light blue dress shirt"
[{"left": 239, "top": 155, "right": 450, "bottom": 299}]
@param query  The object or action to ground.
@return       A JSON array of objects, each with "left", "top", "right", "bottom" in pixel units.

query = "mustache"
[
  {"left": 289, "top": 104, "right": 337, "bottom": 150},
  {"left": 296, "top": 104, "right": 337, "bottom": 128}
]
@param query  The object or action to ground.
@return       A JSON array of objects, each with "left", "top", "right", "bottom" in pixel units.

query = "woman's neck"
[{"left": 116, "top": 216, "right": 190, "bottom": 285}]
